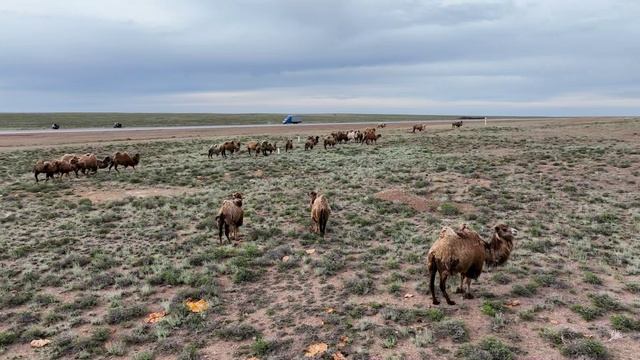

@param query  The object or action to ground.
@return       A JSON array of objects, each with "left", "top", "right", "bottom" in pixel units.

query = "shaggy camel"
[
  {"left": 324, "top": 137, "right": 337, "bottom": 149},
  {"left": 246, "top": 141, "right": 262, "bottom": 156},
  {"left": 109, "top": 152, "right": 140, "bottom": 172},
  {"left": 261, "top": 141, "right": 276, "bottom": 156},
  {"left": 307, "top": 136, "right": 319, "bottom": 145},
  {"left": 304, "top": 139, "right": 315, "bottom": 150},
  {"left": 377, "top": 123, "right": 386, "bottom": 128},
  {"left": 57, "top": 159, "right": 78, "bottom": 178},
  {"left": 427, "top": 224, "right": 517, "bottom": 305},
  {"left": 77, "top": 153, "right": 99, "bottom": 174},
  {"left": 220, "top": 141, "right": 241, "bottom": 158},
  {"left": 412, "top": 124, "right": 424, "bottom": 133},
  {"left": 331, "top": 132, "right": 349, "bottom": 143},
  {"left": 215, "top": 192, "right": 244, "bottom": 244},
  {"left": 362, "top": 132, "right": 381, "bottom": 145},
  {"left": 452, "top": 121, "right": 463, "bottom": 128},
  {"left": 347, "top": 130, "right": 360, "bottom": 142},
  {"left": 208, "top": 144, "right": 222, "bottom": 158},
  {"left": 285, "top": 139, "right": 293, "bottom": 152},
  {"left": 33, "top": 160, "right": 58, "bottom": 182},
  {"left": 309, "top": 191, "right": 331, "bottom": 236},
  {"left": 59, "top": 154, "right": 80, "bottom": 176}
]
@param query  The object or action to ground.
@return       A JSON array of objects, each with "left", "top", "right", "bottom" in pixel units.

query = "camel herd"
[
  {"left": 32, "top": 151, "right": 140, "bottom": 182},
  {"left": 207, "top": 123, "right": 514, "bottom": 306},
  {"left": 213, "top": 184, "right": 515, "bottom": 305},
  {"left": 206, "top": 122, "right": 464, "bottom": 159},
  {"left": 31, "top": 120, "right": 508, "bottom": 306},
  {"left": 214, "top": 190, "right": 332, "bottom": 244},
  {"left": 207, "top": 127, "right": 385, "bottom": 159}
]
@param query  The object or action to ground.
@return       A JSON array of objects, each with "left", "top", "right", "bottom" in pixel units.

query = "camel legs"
[
  {"left": 455, "top": 274, "right": 465, "bottom": 294},
  {"left": 463, "top": 277, "right": 474, "bottom": 299},
  {"left": 232, "top": 226, "right": 239, "bottom": 242},
  {"left": 439, "top": 271, "right": 455, "bottom": 305},
  {"left": 429, "top": 267, "right": 439, "bottom": 305},
  {"left": 224, "top": 223, "right": 230, "bottom": 243}
]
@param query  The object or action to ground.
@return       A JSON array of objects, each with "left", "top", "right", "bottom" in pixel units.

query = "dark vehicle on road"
[{"left": 282, "top": 114, "right": 302, "bottom": 124}]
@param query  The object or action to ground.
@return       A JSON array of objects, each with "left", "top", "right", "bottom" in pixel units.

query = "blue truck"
[{"left": 282, "top": 114, "right": 302, "bottom": 124}]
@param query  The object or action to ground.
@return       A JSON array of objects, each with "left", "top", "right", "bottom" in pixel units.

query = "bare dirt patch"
[
  {"left": 375, "top": 188, "right": 437, "bottom": 212},
  {"left": 75, "top": 186, "right": 200, "bottom": 204}
]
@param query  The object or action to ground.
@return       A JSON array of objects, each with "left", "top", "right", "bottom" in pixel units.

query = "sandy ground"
[{"left": 0, "top": 117, "right": 631, "bottom": 150}]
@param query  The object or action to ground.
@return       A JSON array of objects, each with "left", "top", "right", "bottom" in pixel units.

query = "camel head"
[
  {"left": 484, "top": 224, "right": 517, "bottom": 267},
  {"left": 309, "top": 191, "right": 318, "bottom": 208}
]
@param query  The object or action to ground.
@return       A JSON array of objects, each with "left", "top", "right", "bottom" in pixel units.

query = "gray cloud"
[{"left": 0, "top": 0, "right": 639, "bottom": 115}]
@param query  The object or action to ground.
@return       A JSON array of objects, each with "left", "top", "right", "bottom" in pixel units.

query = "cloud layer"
[{"left": 1, "top": 0, "right": 639, "bottom": 115}]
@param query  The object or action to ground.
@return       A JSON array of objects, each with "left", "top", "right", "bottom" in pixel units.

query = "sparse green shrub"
[
  {"left": 491, "top": 273, "right": 511, "bottom": 285},
  {"left": 0, "top": 331, "right": 17, "bottom": 346},
  {"left": 20, "top": 326, "right": 50, "bottom": 342},
  {"left": 571, "top": 304, "right": 604, "bottom": 321},
  {"left": 1, "top": 291, "right": 33, "bottom": 307},
  {"left": 59, "top": 294, "right": 99, "bottom": 312},
  {"left": 610, "top": 314, "right": 640, "bottom": 332},
  {"left": 522, "top": 239, "right": 554, "bottom": 253},
  {"left": 232, "top": 266, "right": 258, "bottom": 283},
  {"left": 541, "top": 328, "right": 608, "bottom": 359},
  {"left": 518, "top": 309, "right": 535, "bottom": 321},
  {"left": 562, "top": 338, "right": 608, "bottom": 359},
  {"left": 314, "top": 250, "right": 345, "bottom": 276},
  {"left": 344, "top": 276, "right": 375, "bottom": 295},
  {"left": 251, "top": 337, "right": 273, "bottom": 356},
  {"left": 381, "top": 307, "right": 443, "bottom": 325},
  {"left": 481, "top": 300, "right": 507, "bottom": 317},
  {"left": 589, "top": 293, "right": 623, "bottom": 311},
  {"left": 215, "top": 324, "right": 260, "bottom": 341},
  {"left": 413, "top": 329, "right": 434, "bottom": 347},
  {"left": 178, "top": 343, "right": 199, "bottom": 360},
  {"left": 434, "top": 319, "right": 469, "bottom": 343},
  {"left": 133, "top": 351, "right": 155, "bottom": 360},
  {"left": 624, "top": 282, "right": 640, "bottom": 293},
  {"left": 440, "top": 202, "right": 461, "bottom": 216},
  {"left": 105, "top": 304, "right": 147, "bottom": 324},
  {"left": 583, "top": 272, "right": 603, "bottom": 285},
  {"left": 456, "top": 336, "right": 515, "bottom": 360},
  {"left": 511, "top": 283, "right": 538, "bottom": 297}
]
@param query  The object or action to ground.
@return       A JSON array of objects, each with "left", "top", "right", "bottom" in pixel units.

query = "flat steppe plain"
[{"left": 0, "top": 117, "right": 639, "bottom": 360}]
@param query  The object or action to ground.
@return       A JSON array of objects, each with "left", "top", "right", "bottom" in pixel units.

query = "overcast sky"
[{"left": 0, "top": 0, "right": 638, "bottom": 115}]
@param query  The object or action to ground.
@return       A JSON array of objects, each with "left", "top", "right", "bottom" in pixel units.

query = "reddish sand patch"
[
  {"left": 374, "top": 188, "right": 438, "bottom": 212},
  {"left": 75, "top": 186, "right": 199, "bottom": 203}
]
